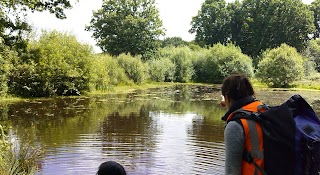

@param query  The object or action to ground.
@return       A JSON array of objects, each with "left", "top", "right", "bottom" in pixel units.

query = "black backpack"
[{"left": 229, "top": 94, "right": 320, "bottom": 175}]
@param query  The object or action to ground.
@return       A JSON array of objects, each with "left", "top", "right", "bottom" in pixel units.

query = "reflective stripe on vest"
[{"left": 227, "top": 101, "right": 264, "bottom": 175}]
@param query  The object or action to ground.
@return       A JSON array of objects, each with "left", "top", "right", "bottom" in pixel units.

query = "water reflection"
[{"left": 0, "top": 85, "right": 319, "bottom": 175}]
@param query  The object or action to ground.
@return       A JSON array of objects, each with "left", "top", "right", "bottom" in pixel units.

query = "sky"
[{"left": 27, "top": 0, "right": 314, "bottom": 53}]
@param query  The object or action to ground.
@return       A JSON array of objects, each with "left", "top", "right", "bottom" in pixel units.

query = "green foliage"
[
  {"left": 193, "top": 43, "right": 253, "bottom": 83},
  {"left": 148, "top": 57, "right": 175, "bottom": 82},
  {"left": 9, "top": 31, "right": 93, "bottom": 97},
  {"left": 0, "top": 43, "right": 18, "bottom": 97},
  {"left": 86, "top": 0, "right": 164, "bottom": 57},
  {"left": 157, "top": 47, "right": 195, "bottom": 83},
  {"left": 161, "top": 37, "right": 188, "bottom": 48},
  {"left": 192, "top": 0, "right": 315, "bottom": 57},
  {"left": 0, "top": 55, "right": 9, "bottom": 97},
  {"left": 90, "top": 54, "right": 132, "bottom": 90},
  {"left": 0, "top": 0, "right": 72, "bottom": 51},
  {"left": 310, "top": 0, "right": 320, "bottom": 39},
  {"left": 8, "top": 62, "right": 47, "bottom": 97},
  {"left": 117, "top": 54, "right": 148, "bottom": 84},
  {"left": 190, "top": 0, "right": 231, "bottom": 46},
  {"left": 256, "top": 44, "right": 304, "bottom": 88},
  {"left": 303, "top": 39, "right": 320, "bottom": 72},
  {"left": 237, "top": 0, "right": 315, "bottom": 57}
]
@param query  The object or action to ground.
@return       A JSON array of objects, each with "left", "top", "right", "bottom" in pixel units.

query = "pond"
[{"left": 1, "top": 85, "right": 320, "bottom": 175}]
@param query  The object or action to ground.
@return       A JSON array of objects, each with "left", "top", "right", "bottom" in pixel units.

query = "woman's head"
[
  {"left": 221, "top": 73, "right": 254, "bottom": 107},
  {"left": 97, "top": 161, "right": 127, "bottom": 175}
]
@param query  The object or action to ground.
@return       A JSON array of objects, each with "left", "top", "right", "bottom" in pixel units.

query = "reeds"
[{"left": 0, "top": 125, "right": 39, "bottom": 175}]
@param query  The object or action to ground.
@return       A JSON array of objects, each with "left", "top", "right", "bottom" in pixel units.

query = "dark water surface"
[{"left": 1, "top": 85, "right": 320, "bottom": 175}]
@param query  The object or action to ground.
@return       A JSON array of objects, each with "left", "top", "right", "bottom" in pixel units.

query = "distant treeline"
[
  {"left": 1, "top": 31, "right": 320, "bottom": 98},
  {"left": 1, "top": 0, "right": 320, "bottom": 97}
]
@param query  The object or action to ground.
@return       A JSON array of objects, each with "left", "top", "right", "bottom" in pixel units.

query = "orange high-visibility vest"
[{"left": 226, "top": 101, "right": 265, "bottom": 175}]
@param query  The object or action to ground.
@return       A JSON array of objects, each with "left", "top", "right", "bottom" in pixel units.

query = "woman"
[{"left": 220, "top": 73, "right": 264, "bottom": 175}]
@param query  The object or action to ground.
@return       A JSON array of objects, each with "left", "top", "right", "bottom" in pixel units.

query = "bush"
[
  {"left": 0, "top": 44, "right": 18, "bottom": 97},
  {"left": 191, "top": 48, "right": 212, "bottom": 82},
  {"left": 116, "top": 53, "right": 148, "bottom": 84},
  {"left": 303, "top": 39, "right": 320, "bottom": 72},
  {"left": 157, "top": 46, "right": 194, "bottom": 83},
  {"left": 90, "top": 54, "right": 132, "bottom": 90},
  {"left": 256, "top": 44, "right": 304, "bottom": 88},
  {"left": 193, "top": 43, "right": 253, "bottom": 83},
  {"left": 8, "top": 62, "right": 49, "bottom": 97},
  {"left": 148, "top": 57, "right": 175, "bottom": 82},
  {"left": 0, "top": 55, "right": 9, "bottom": 97},
  {"left": 9, "top": 30, "right": 93, "bottom": 97}
]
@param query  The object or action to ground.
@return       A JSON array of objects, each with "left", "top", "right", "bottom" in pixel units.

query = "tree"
[
  {"left": 0, "top": 0, "right": 73, "bottom": 51},
  {"left": 256, "top": 44, "right": 304, "bottom": 88},
  {"left": 86, "top": 0, "right": 164, "bottom": 57},
  {"left": 303, "top": 39, "right": 320, "bottom": 72},
  {"left": 191, "top": 0, "right": 315, "bottom": 57},
  {"left": 189, "top": 0, "right": 231, "bottom": 46},
  {"left": 226, "top": 0, "right": 242, "bottom": 44},
  {"left": 161, "top": 37, "right": 188, "bottom": 48},
  {"left": 310, "top": 0, "right": 320, "bottom": 39},
  {"left": 235, "top": 0, "right": 315, "bottom": 57}
]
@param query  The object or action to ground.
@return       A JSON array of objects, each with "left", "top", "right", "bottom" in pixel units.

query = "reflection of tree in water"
[
  {"left": 3, "top": 97, "right": 93, "bottom": 145},
  {"left": 99, "top": 103, "right": 160, "bottom": 170}
]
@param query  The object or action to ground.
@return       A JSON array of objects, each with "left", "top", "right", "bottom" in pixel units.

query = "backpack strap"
[{"left": 229, "top": 109, "right": 268, "bottom": 175}]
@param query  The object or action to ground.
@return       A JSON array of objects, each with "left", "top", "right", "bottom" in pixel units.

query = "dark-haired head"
[
  {"left": 97, "top": 161, "right": 127, "bottom": 175},
  {"left": 221, "top": 73, "right": 255, "bottom": 104}
]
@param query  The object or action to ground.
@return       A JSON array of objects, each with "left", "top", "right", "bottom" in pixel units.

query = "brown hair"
[{"left": 221, "top": 73, "right": 254, "bottom": 101}]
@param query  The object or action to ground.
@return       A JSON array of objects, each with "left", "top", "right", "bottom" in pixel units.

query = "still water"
[{"left": 1, "top": 85, "right": 320, "bottom": 175}]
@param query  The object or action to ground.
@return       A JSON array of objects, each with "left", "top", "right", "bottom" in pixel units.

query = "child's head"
[{"left": 97, "top": 161, "right": 126, "bottom": 175}]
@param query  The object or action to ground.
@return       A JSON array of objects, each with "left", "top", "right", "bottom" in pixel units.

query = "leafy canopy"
[
  {"left": 0, "top": 0, "right": 73, "bottom": 51},
  {"left": 190, "top": 0, "right": 315, "bottom": 57},
  {"left": 86, "top": 0, "right": 164, "bottom": 57},
  {"left": 310, "top": 0, "right": 320, "bottom": 39}
]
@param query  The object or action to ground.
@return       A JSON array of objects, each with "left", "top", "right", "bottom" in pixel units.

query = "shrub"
[
  {"left": 157, "top": 46, "right": 194, "bottom": 83},
  {"left": 8, "top": 62, "right": 49, "bottom": 97},
  {"left": 116, "top": 53, "right": 148, "bottom": 84},
  {"left": 193, "top": 43, "right": 253, "bottom": 83},
  {"left": 90, "top": 54, "right": 132, "bottom": 90},
  {"left": 0, "top": 55, "right": 9, "bottom": 97},
  {"left": 303, "top": 39, "right": 320, "bottom": 72},
  {"left": 256, "top": 44, "right": 304, "bottom": 88},
  {"left": 9, "top": 30, "right": 93, "bottom": 97},
  {"left": 148, "top": 57, "right": 175, "bottom": 82},
  {"left": 0, "top": 44, "right": 18, "bottom": 97},
  {"left": 191, "top": 49, "right": 212, "bottom": 82}
]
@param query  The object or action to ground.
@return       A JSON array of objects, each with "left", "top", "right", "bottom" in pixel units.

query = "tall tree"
[
  {"left": 190, "top": 0, "right": 315, "bottom": 58},
  {"left": 0, "top": 0, "right": 73, "bottom": 51},
  {"left": 86, "top": 0, "right": 164, "bottom": 57},
  {"left": 189, "top": 0, "right": 231, "bottom": 47},
  {"left": 236, "top": 0, "right": 315, "bottom": 57},
  {"left": 310, "top": 0, "right": 320, "bottom": 39},
  {"left": 226, "top": 0, "right": 242, "bottom": 43}
]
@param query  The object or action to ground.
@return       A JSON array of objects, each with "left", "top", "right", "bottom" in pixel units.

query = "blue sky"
[{"left": 27, "top": 0, "right": 314, "bottom": 53}]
